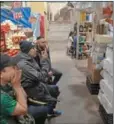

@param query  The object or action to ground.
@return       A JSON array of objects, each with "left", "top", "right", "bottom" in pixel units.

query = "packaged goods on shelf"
[
  {"left": 1, "top": 20, "right": 17, "bottom": 30},
  {"left": 1, "top": 24, "right": 10, "bottom": 33},
  {"left": 12, "top": 32, "right": 26, "bottom": 44},
  {"left": 91, "top": 34, "right": 112, "bottom": 65},
  {"left": 105, "top": 46, "right": 113, "bottom": 62},
  {"left": 103, "top": 58, "right": 113, "bottom": 76},
  {"left": 100, "top": 70, "right": 113, "bottom": 87},
  {"left": 0, "top": 31, "right": 6, "bottom": 52},
  {"left": 95, "top": 34, "right": 112, "bottom": 44},
  {"left": 92, "top": 52, "right": 105, "bottom": 64},
  {"left": 100, "top": 79, "right": 113, "bottom": 105},
  {"left": 4, "top": 49, "right": 19, "bottom": 57},
  {"left": 98, "top": 40, "right": 113, "bottom": 115},
  {"left": 6, "top": 32, "right": 26, "bottom": 50},
  {"left": 95, "top": 45, "right": 107, "bottom": 53},
  {"left": 98, "top": 90, "right": 113, "bottom": 114}
]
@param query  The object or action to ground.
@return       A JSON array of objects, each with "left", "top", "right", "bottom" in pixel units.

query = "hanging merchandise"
[
  {"left": 86, "top": 13, "right": 93, "bottom": 22},
  {"left": 105, "top": 18, "right": 113, "bottom": 26},
  {"left": 5, "top": 49, "right": 19, "bottom": 57},
  {"left": 83, "top": 25, "right": 87, "bottom": 32},
  {"left": 79, "top": 25, "right": 84, "bottom": 32},
  {"left": 1, "top": 23, "right": 10, "bottom": 33},
  {"left": 89, "top": 14, "right": 93, "bottom": 22},
  {"left": 40, "top": 15, "right": 45, "bottom": 37},
  {"left": 30, "top": 13, "right": 40, "bottom": 41},
  {"left": 0, "top": 31, "right": 6, "bottom": 52},
  {"left": 86, "top": 14, "right": 89, "bottom": 21},
  {"left": 1, "top": 7, "right": 31, "bottom": 28},
  {"left": 103, "top": 3, "right": 113, "bottom": 18},
  {"left": 80, "top": 12, "right": 86, "bottom": 22}
]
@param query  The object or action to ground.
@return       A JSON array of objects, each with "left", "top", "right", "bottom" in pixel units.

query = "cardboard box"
[
  {"left": 87, "top": 56, "right": 102, "bottom": 84},
  {"left": 87, "top": 56, "right": 92, "bottom": 74},
  {"left": 91, "top": 64, "right": 102, "bottom": 84}
]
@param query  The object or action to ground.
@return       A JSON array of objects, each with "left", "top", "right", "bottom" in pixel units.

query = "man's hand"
[
  {"left": 41, "top": 49, "right": 48, "bottom": 59},
  {"left": 48, "top": 71, "right": 53, "bottom": 77},
  {"left": 11, "top": 67, "right": 22, "bottom": 88}
]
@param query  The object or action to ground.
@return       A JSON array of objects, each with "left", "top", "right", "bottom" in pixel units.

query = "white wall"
[{"left": 48, "top": 2, "right": 67, "bottom": 21}]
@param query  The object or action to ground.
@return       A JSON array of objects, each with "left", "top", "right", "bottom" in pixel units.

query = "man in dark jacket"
[
  {"left": 14, "top": 41, "right": 61, "bottom": 116},
  {"left": 0, "top": 53, "right": 48, "bottom": 124},
  {"left": 35, "top": 36, "right": 62, "bottom": 85}
]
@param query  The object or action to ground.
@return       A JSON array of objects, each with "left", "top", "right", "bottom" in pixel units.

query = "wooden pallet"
[
  {"left": 86, "top": 75, "right": 100, "bottom": 95},
  {"left": 99, "top": 104, "right": 113, "bottom": 124}
]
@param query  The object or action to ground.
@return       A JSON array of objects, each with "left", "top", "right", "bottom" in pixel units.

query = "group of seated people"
[{"left": 0, "top": 36, "right": 63, "bottom": 124}]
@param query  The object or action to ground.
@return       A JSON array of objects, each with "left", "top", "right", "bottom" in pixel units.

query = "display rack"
[
  {"left": 85, "top": 2, "right": 113, "bottom": 124},
  {"left": 73, "top": 7, "right": 94, "bottom": 59}
]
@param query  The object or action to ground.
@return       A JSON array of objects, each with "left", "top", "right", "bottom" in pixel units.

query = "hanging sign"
[{"left": 1, "top": 7, "right": 31, "bottom": 28}]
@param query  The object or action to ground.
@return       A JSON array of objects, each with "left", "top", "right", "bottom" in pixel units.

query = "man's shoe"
[{"left": 48, "top": 110, "right": 62, "bottom": 118}]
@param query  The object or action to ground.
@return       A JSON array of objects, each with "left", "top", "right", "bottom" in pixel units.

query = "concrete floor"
[{"left": 47, "top": 23, "right": 103, "bottom": 124}]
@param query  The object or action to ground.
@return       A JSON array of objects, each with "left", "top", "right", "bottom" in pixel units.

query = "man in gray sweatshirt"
[{"left": 14, "top": 40, "right": 61, "bottom": 116}]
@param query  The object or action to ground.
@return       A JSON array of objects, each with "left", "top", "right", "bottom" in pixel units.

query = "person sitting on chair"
[
  {"left": 0, "top": 53, "right": 28, "bottom": 124},
  {"left": 0, "top": 53, "right": 50, "bottom": 124},
  {"left": 35, "top": 36, "right": 63, "bottom": 85},
  {"left": 14, "top": 41, "right": 62, "bottom": 117}
]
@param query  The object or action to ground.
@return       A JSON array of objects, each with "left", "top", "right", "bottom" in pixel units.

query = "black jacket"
[
  {"left": 14, "top": 52, "right": 57, "bottom": 101},
  {"left": 15, "top": 52, "right": 50, "bottom": 88}
]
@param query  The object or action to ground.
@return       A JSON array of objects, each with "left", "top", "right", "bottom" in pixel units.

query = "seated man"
[
  {"left": 35, "top": 36, "right": 62, "bottom": 85},
  {"left": 0, "top": 53, "right": 48, "bottom": 124},
  {"left": 0, "top": 53, "right": 27, "bottom": 124},
  {"left": 14, "top": 41, "right": 61, "bottom": 116}
]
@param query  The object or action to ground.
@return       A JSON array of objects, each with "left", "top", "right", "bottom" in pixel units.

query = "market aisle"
[{"left": 47, "top": 23, "right": 103, "bottom": 124}]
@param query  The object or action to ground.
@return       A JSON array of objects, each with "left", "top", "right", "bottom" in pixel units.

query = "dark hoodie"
[{"left": 14, "top": 52, "right": 50, "bottom": 88}]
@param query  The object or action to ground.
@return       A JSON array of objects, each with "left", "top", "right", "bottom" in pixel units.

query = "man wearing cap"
[
  {"left": 0, "top": 53, "right": 51, "bottom": 124},
  {"left": 0, "top": 53, "right": 28, "bottom": 124},
  {"left": 14, "top": 40, "right": 62, "bottom": 116}
]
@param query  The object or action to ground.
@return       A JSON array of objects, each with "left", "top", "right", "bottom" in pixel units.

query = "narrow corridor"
[{"left": 47, "top": 23, "right": 103, "bottom": 124}]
